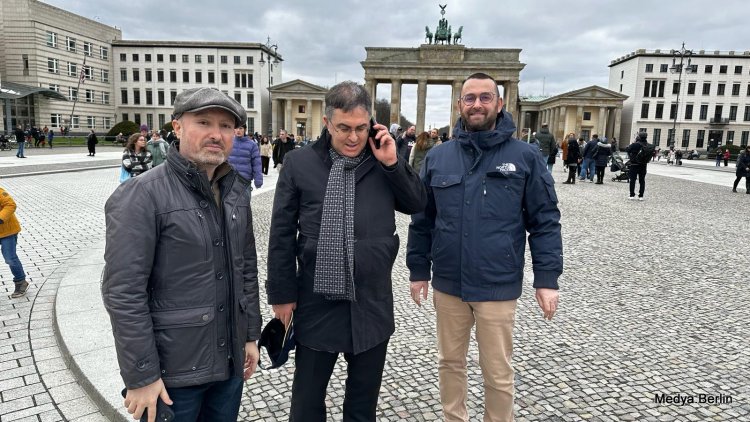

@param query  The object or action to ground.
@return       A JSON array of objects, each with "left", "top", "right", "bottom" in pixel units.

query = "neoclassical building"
[{"left": 268, "top": 79, "right": 327, "bottom": 139}]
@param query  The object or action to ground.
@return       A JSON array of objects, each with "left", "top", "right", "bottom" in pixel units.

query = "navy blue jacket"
[
  {"left": 582, "top": 139, "right": 599, "bottom": 159},
  {"left": 594, "top": 142, "right": 613, "bottom": 167},
  {"left": 228, "top": 136, "right": 263, "bottom": 188},
  {"left": 406, "top": 112, "right": 563, "bottom": 302}
]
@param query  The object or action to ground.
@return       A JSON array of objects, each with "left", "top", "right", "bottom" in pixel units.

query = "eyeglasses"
[
  {"left": 329, "top": 121, "right": 369, "bottom": 137},
  {"left": 460, "top": 92, "right": 496, "bottom": 106}
]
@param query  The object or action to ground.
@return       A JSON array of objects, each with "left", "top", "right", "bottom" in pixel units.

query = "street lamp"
[
  {"left": 669, "top": 42, "right": 694, "bottom": 149},
  {"left": 258, "top": 36, "right": 279, "bottom": 138}
]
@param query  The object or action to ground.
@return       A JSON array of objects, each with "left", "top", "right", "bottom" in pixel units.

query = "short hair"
[
  {"left": 461, "top": 72, "right": 502, "bottom": 97},
  {"left": 324, "top": 81, "right": 371, "bottom": 120}
]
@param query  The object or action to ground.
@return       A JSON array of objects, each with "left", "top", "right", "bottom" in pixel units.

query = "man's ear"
[
  {"left": 497, "top": 97, "right": 504, "bottom": 113},
  {"left": 172, "top": 119, "right": 181, "bottom": 138}
]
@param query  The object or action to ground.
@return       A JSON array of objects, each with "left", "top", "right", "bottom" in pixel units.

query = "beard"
[
  {"left": 462, "top": 110, "right": 498, "bottom": 132},
  {"left": 194, "top": 149, "right": 226, "bottom": 167}
]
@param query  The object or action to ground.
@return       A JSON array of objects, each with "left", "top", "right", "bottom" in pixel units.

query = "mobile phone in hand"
[
  {"left": 121, "top": 388, "right": 175, "bottom": 422},
  {"left": 369, "top": 118, "right": 380, "bottom": 149}
]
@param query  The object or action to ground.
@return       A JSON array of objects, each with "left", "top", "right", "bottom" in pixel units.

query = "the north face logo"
[{"left": 495, "top": 163, "right": 517, "bottom": 173}]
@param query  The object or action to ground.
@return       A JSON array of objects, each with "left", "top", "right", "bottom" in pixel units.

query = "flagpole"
[{"left": 68, "top": 54, "right": 87, "bottom": 133}]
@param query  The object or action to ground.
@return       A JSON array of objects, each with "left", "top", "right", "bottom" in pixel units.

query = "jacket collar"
[
  {"left": 452, "top": 110, "right": 516, "bottom": 151},
  {"left": 166, "top": 147, "right": 235, "bottom": 197}
]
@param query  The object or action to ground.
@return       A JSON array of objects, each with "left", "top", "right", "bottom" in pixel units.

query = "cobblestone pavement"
[{"left": 1, "top": 164, "right": 749, "bottom": 421}]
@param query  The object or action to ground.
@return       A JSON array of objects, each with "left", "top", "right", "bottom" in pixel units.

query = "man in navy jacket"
[
  {"left": 407, "top": 73, "right": 563, "bottom": 422},
  {"left": 228, "top": 124, "right": 263, "bottom": 189}
]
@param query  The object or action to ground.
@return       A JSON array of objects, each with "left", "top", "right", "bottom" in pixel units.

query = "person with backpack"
[
  {"left": 86, "top": 129, "right": 98, "bottom": 157},
  {"left": 579, "top": 134, "right": 600, "bottom": 182},
  {"left": 625, "top": 132, "right": 654, "bottom": 200}
]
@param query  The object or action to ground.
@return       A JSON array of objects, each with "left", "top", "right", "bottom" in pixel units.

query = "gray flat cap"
[{"left": 173, "top": 87, "right": 246, "bottom": 128}]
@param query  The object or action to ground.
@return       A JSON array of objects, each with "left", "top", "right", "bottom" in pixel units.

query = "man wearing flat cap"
[{"left": 103, "top": 87, "right": 262, "bottom": 421}]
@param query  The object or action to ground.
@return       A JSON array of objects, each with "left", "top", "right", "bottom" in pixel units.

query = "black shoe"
[
  {"left": 562, "top": 181, "right": 572, "bottom": 184},
  {"left": 11, "top": 281, "right": 29, "bottom": 298},
  {"left": 733, "top": 189, "right": 738, "bottom": 193}
]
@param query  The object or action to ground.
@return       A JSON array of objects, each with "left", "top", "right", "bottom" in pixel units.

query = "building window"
[
  {"left": 620, "top": 70, "right": 624, "bottom": 79},
  {"left": 645, "top": 63, "right": 654, "bottom": 73},
  {"left": 169, "top": 54, "right": 176, "bottom": 63},
  {"left": 120, "top": 68, "right": 127, "bottom": 82},
  {"left": 717, "top": 83, "right": 726, "bottom": 96},
  {"left": 298, "top": 105, "right": 305, "bottom": 113},
  {"left": 134, "top": 114, "right": 141, "bottom": 125},
  {"left": 735, "top": 65, "right": 743, "bottom": 75},
  {"left": 248, "top": 117, "right": 255, "bottom": 134},
  {"left": 158, "top": 90, "right": 165, "bottom": 106},
  {"left": 50, "top": 114, "right": 62, "bottom": 127},
  {"left": 87, "top": 116, "right": 96, "bottom": 129},
  {"left": 583, "top": 111, "right": 591, "bottom": 120},
  {"left": 67, "top": 62, "right": 77, "bottom": 77},
  {"left": 182, "top": 54, "right": 189, "bottom": 63},
  {"left": 667, "top": 129, "right": 675, "bottom": 144},
  {"left": 46, "top": 31, "right": 57, "bottom": 48},
  {"left": 146, "top": 89, "right": 153, "bottom": 105},
  {"left": 157, "top": 70, "right": 164, "bottom": 82},
  {"left": 145, "top": 54, "right": 151, "bottom": 62},
  {"left": 101, "top": 69, "right": 109, "bottom": 83},
  {"left": 684, "top": 104, "right": 693, "bottom": 120},
  {"left": 702, "top": 82, "right": 711, "bottom": 95},
  {"left": 643, "top": 80, "right": 665, "bottom": 98},
  {"left": 122, "top": 113, "right": 129, "bottom": 122},
  {"left": 158, "top": 114, "right": 166, "bottom": 129},
  {"left": 170, "top": 90, "right": 177, "bottom": 105},
  {"left": 247, "top": 93, "right": 254, "bottom": 109},
  {"left": 719, "top": 65, "right": 727, "bottom": 74},
  {"left": 747, "top": 84, "right": 750, "bottom": 96},
  {"left": 672, "top": 82, "right": 680, "bottom": 95},
  {"left": 85, "top": 89, "right": 94, "bottom": 103},
  {"left": 170, "top": 70, "right": 177, "bottom": 83},
  {"left": 234, "top": 56, "right": 241, "bottom": 64},
  {"left": 157, "top": 54, "right": 164, "bottom": 62},
  {"left": 660, "top": 64, "right": 668, "bottom": 73},
  {"left": 221, "top": 71, "right": 228, "bottom": 84},
  {"left": 71, "top": 116, "right": 80, "bottom": 129},
  {"left": 133, "top": 69, "right": 140, "bottom": 82},
  {"left": 699, "top": 104, "right": 708, "bottom": 120},
  {"left": 697, "top": 130, "right": 705, "bottom": 148},
  {"left": 681, "top": 129, "right": 690, "bottom": 148},
  {"left": 208, "top": 71, "right": 215, "bottom": 84},
  {"left": 47, "top": 58, "right": 59, "bottom": 74},
  {"left": 686, "top": 82, "right": 696, "bottom": 95},
  {"left": 195, "top": 55, "right": 202, "bottom": 63},
  {"left": 120, "top": 53, "right": 127, "bottom": 62},
  {"left": 195, "top": 71, "right": 202, "bottom": 83},
  {"left": 48, "top": 84, "right": 59, "bottom": 92},
  {"left": 234, "top": 92, "right": 242, "bottom": 103},
  {"left": 732, "top": 83, "right": 740, "bottom": 96},
  {"left": 147, "top": 114, "right": 154, "bottom": 130},
  {"left": 705, "top": 65, "right": 712, "bottom": 74},
  {"left": 100, "top": 46, "right": 108, "bottom": 60},
  {"left": 102, "top": 92, "right": 109, "bottom": 105},
  {"left": 729, "top": 105, "right": 738, "bottom": 121},
  {"left": 104, "top": 117, "right": 112, "bottom": 129},
  {"left": 744, "top": 106, "right": 750, "bottom": 121},
  {"left": 727, "top": 130, "right": 735, "bottom": 143},
  {"left": 653, "top": 128, "right": 661, "bottom": 146},
  {"left": 619, "top": 84, "right": 623, "bottom": 92},
  {"left": 145, "top": 69, "right": 152, "bottom": 82},
  {"left": 182, "top": 71, "right": 189, "bottom": 83},
  {"left": 66, "top": 37, "right": 76, "bottom": 52},
  {"left": 83, "top": 42, "right": 92, "bottom": 56},
  {"left": 132, "top": 53, "right": 139, "bottom": 62},
  {"left": 640, "top": 103, "right": 649, "bottom": 119},
  {"left": 246, "top": 56, "right": 253, "bottom": 65},
  {"left": 121, "top": 89, "right": 128, "bottom": 104},
  {"left": 741, "top": 131, "right": 749, "bottom": 147},
  {"left": 133, "top": 89, "right": 141, "bottom": 105},
  {"left": 235, "top": 73, "right": 253, "bottom": 88},
  {"left": 208, "top": 55, "right": 215, "bottom": 64},
  {"left": 68, "top": 87, "right": 78, "bottom": 101},
  {"left": 221, "top": 55, "right": 228, "bottom": 64},
  {"left": 714, "top": 105, "right": 723, "bottom": 119},
  {"left": 655, "top": 103, "right": 664, "bottom": 119},
  {"left": 669, "top": 103, "right": 677, "bottom": 120}
]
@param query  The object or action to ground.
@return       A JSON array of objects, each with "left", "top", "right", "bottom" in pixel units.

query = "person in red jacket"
[
  {"left": 724, "top": 149, "right": 731, "bottom": 166},
  {"left": 0, "top": 187, "right": 28, "bottom": 298}
]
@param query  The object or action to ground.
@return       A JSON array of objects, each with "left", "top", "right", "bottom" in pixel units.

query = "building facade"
[
  {"left": 268, "top": 79, "right": 327, "bottom": 139},
  {"left": 0, "top": 0, "right": 121, "bottom": 133},
  {"left": 609, "top": 49, "right": 750, "bottom": 151},
  {"left": 112, "top": 41, "right": 282, "bottom": 135}
]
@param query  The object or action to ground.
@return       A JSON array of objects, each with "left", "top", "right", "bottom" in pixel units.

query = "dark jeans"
[
  {"left": 166, "top": 376, "right": 243, "bottom": 421},
  {"left": 88, "top": 143, "right": 96, "bottom": 155},
  {"left": 629, "top": 165, "right": 647, "bottom": 197},
  {"left": 733, "top": 175, "right": 749, "bottom": 192},
  {"left": 1, "top": 234, "right": 25, "bottom": 282},
  {"left": 566, "top": 165, "right": 577, "bottom": 183},
  {"left": 290, "top": 339, "right": 389, "bottom": 422},
  {"left": 595, "top": 165, "right": 605, "bottom": 183},
  {"left": 724, "top": 158, "right": 729, "bottom": 166},
  {"left": 261, "top": 156, "right": 270, "bottom": 175}
]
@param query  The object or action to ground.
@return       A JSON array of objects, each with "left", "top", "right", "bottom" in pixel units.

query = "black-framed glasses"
[
  {"left": 329, "top": 121, "right": 369, "bottom": 137},
  {"left": 460, "top": 92, "right": 496, "bottom": 106}
]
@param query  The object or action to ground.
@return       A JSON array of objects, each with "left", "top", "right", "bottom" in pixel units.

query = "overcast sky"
[{"left": 46, "top": 0, "right": 750, "bottom": 128}]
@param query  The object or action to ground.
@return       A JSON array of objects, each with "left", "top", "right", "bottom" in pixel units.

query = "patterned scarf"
[{"left": 313, "top": 148, "right": 367, "bottom": 301}]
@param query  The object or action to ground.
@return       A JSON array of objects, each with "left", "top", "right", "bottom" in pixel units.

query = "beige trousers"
[{"left": 434, "top": 289, "right": 517, "bottom": 422}]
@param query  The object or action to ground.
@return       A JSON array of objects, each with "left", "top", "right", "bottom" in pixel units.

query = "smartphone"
[
  {"left": 121, "top": 388, "right": 175, "bottom": 422},
  {"left": 369, "top": 118, "right": 380, "bottom": 149}
]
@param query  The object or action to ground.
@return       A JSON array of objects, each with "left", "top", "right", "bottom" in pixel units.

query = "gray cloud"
[{"left": 46, "top": 0, "right": 750, "bottom": 128}]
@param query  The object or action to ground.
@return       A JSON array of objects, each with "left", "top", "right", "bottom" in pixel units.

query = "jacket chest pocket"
[
  {"left": 196, "top": 211, "right": 211, "bottom": 261},
  {"left": 481, "top": 172, "right": 524, "bottom": 220},
  {"left": 231, "top": 205, "right": 249, "bottom": 256},
  {"left": 430, "top": 174, "right": 463, "bottom": 219},
  {"left": 152, "top": 306, "right": 215, "bottom": 376}
]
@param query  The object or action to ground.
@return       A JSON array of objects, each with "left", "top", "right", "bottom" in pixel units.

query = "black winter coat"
[
  {"left": 564, "top": 139, "right": 580, "bottom": 164},
  {"left": 266, "top": 129, "right": 427, "bottom": 354},
  {"left": 594, "top": 142, "right": 613, "bottom": 167},
  {"left": 737, "top": 152, "right": 750, "bottom": 177},
  {"left": 103, "top": 148, "right": 262, "bottom": 389}
]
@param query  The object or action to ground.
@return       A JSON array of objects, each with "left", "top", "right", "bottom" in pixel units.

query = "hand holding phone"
[
  {"left": 121, "top": 388, "right": 175, "bottom": 422},
  {"left": 369, "top": 118, "right": 380, "bottom": 149}
]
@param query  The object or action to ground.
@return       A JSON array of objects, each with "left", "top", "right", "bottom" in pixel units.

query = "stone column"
[
  {"left": 449, "top": 79, "right": 463, "bottom": 136},
  {"left": 364, "top": 78, "right": 377, "bottom": 116},
  {"left": 416, "top": 79, "right": 427, "bottom": 134},
  {"left": 598, "top": 107, "right": 606, "bottom": 136},
  {"left": 2, "top": 99, "right": 11, "bottom": 136},
  {"left": 575, "top": 106, "right": 583, "bottom": 136},
  {"left": 518, "top": 109, "right": 526, "bottom": 136},
  {"left": 306, "top": 99, "right": 313, "bottom": 139},
  {"left": 271, "top": 98, "right": 280, "bottom": 136},
  {"left": 390, "top": 79, "right": 402, "bottom": 126},
  {"left": 613, "top": 107, "right": 622, "bottom": 144},
  {"left": 506, "top": 81, "right": 518, "bottom": 122},
  {"left": 558, "top": 106, "right": 567, "bottom": 140},
  {"left": 550, "top": 107, "right": 557, "bottom": 135},
  {"left": 285, "top": 99, "right": 293, "bottom": 135}
]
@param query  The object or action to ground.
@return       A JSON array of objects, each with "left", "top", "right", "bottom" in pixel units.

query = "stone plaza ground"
[{"left": 0, "top": 148, "right": 748, "bottom": 421}]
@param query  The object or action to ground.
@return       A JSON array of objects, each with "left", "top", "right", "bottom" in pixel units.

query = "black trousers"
[
  {"left": 595, "top": 165, "right": 605, "bottom": 183},
  {"left": 261, "top": 156, "right": 270, "bottom": 175},
  {"left": 733, "top": 175, "right": 749, "bottom": 192},
  {"left": 87, "top": 143, "right": 96, "bottom": 155},
  {"left": 566, "top": 165, "right": 577, "bottom": 183},
  {"left": 629, "top": 165, "right": 647, "bottom": 197},
  {"left": 290, "top": 339, "right": 389, "bottom": 422}
]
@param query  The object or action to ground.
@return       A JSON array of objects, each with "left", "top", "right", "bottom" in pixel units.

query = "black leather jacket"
[{"left": 103, "top": 147, "right": 262, "bottom": 389}]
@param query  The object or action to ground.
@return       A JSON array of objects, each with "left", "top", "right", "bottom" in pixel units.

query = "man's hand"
[
  {"left": 410, "top": 281, "right": 430, "bottom": 307},
  {"left": 243, "top": 341, "right": 259, "bottom": 381},
  {"left": 123, "top": 378, "right": 172, "bottom": 422},
  {"left": 272, "top": 302, "right": 296, "bottom": 328},
  {"left": 535, "top": 288, "right": 559, "bottom": 320},
  {"left": 368, "top": 123, "right": 398, "bottom": 167}
]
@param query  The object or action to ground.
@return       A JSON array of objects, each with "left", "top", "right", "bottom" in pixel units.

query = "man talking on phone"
[{"left": 267, "top": 81, "right": 426, "bottom": 421}]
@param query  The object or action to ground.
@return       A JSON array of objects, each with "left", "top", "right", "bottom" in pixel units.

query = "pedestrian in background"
[
  {"left": 594, "top": 137, "right": 613, "bottom": 184},
  {"left": 228, "top": 124, "right": 263, "bottom": 189},
  {"left": 733, "top": 146, "right": 750, "bottom": 193},
  {"left": 86, "top": 129, "right": 98, "bottom": 157},
  {"left": 409, "top": 129, "right": 441, "bottom": 174},
  {"left": 0, "top": 187, "right": 29, "bottom": 298},
  {"left": 724, "top": 149, "right": 730, "bottom": 166},
  {"left": 146, "top": 131, "right": 169, "bottom": 167},
  {"left": 562, "top": 135, "right": 580, "bottom": 184},
  {"left": 259, "top": 136, "right": 272, "bottom": 175},
  {"left": 14, "top": 125, "right": 26, "bottom": 158},
  {"left": 122, "top": 134, "right": 152, "bottom": 178},
  {"left": 715, "top": 146, "right": 722, "bottom": 166},
  {"left": 47, "top": 129, "right": 54, "bottom": 148}
]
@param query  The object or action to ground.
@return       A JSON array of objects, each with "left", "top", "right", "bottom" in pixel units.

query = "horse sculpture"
[
  {"left": 452, "top": 26, "right": 463, "bottom": 44},
  {"left": 425, "top": 26, "right": 433, "bottom": 44}
]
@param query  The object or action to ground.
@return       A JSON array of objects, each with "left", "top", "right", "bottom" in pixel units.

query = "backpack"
[{"left": 634, "top": 142, "right": 655, "bottom": 164}]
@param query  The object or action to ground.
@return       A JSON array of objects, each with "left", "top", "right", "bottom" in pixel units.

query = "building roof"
[
  {"left": 610, "top": 49, "right": 750, "bottom": 67},
  {"left": 111, "top": 40, "right": 283, "bottom": 60},
  {"left": 0, "top": 81, "right": 68, "bottom": 101}
]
